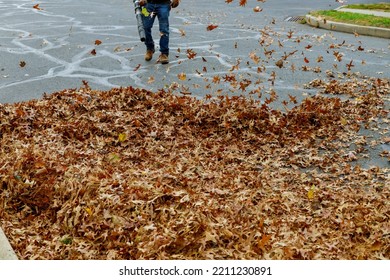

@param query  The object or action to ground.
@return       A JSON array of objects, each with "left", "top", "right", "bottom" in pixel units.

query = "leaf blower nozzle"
[{"left": 133, "top": 0, "right": 146, "bottom": 42}]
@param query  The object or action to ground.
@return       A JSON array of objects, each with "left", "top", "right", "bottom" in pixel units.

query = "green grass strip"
[
  {"left": 344, "top": 3, "right": 390, "bottom": 12},
  {"left": 310, "top": 10, "right": 390, "bottom": 29}
]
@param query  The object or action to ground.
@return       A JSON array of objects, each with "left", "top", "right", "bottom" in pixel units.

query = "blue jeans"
[{"left": 142, "top": 3, "right": 170, "bottom": 55}]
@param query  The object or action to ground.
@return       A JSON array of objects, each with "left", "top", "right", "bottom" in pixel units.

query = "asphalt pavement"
[
  {"left": 0, "top": 0, "right": 388, "bottom": 104},
  {"left": 0, "top": 0, "right": 389, "bottom": 259}
]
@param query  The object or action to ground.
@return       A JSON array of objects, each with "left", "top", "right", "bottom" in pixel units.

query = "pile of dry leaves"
[{"left": 0, "top": 77, "right": 389, "bottom": 259}]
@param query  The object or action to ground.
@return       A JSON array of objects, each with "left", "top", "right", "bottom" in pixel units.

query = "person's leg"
[
  {"left": 142, "top": 3, "right": 156, "bottom": 52},
  {"left": 157, "top": 4, "right": 170, "bottom": 56}
]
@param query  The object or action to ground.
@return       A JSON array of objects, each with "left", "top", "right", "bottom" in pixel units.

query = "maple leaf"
[
  {"left": 94, "top": 39, "right": 102, "bottom": 45},
  {"left": 19, "top": 61, "right": 26, "bottom": 68},
  {"left": 207, "top": 24, "right": 218, "bottom": 31},
  {"left": 90, "top": 49, "right": 97, "bottom": 55}
]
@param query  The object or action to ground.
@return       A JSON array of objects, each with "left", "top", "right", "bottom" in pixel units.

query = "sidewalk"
[
  {"left": 0, "top": 226, "right": 18, "bottom": 260},
  {"left": 306, "top": 7, "right": 390, "bottom": 38},
  {"left": 337, "top": 7, "right": 390, "bottom": 18}
]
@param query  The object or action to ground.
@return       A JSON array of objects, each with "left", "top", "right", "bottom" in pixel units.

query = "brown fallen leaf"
[
  {"left": 239, "top": 0, "right": 247, "bottom": 6},
  {"left": 33, "top": 4, "right": 42, "bottom": 10},
  {"left": 133, "top": 64, "right": 141, "bottom": 71},
  {"left": 275, "top": 59, "right": 283, "bottom": 68},
  {"left": 178, "top": 72, "right": 187, "bottom": 81},
  {"left": 0, "top": 74, "right": 388, "bottom": 261},
  {"left": 207, "top": 24, "right": 218, "bottom": 31},
  {"left": 186, "top": 49, "right": 197, "bottom": 59}
]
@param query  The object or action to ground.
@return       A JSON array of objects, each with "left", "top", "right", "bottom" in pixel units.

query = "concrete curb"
[
  {"left": 305, "top": 14, "right": 390, "bottom": 39},
  {"left": 0, "top": 226, "right": 18, "bottom": 260}
]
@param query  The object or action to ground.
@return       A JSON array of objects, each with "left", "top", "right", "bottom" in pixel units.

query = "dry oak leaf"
[
  {"left": 179, "top": 29, "right": 186, "bottom": 36},
  {"left": 147, "top": 76, "right": 155, "bottom": 84},
  {"left": 249, "top": 51, "right": 260, "bottom": 64},
  {"left": 346, "top": 60, "right": 354, "bottom": 71},
  {"left": 186, "top": 49, "right": 197, "bottom": 59}
]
